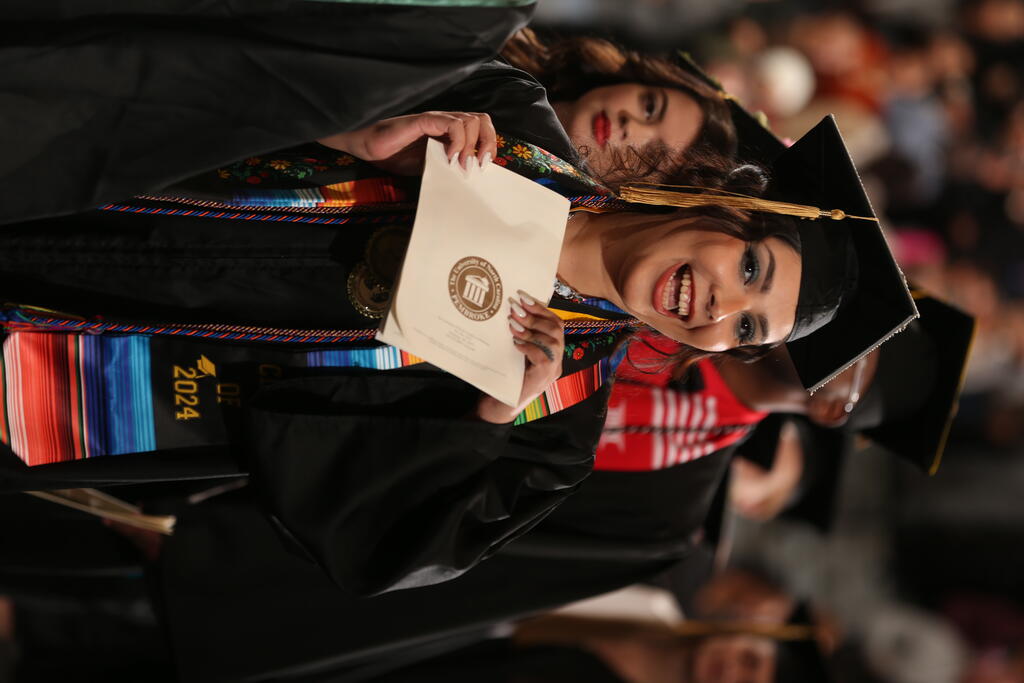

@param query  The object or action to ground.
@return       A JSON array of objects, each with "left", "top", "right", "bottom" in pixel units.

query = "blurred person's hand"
[{"left": 730, "top": 421, "right": 805, "bottom": 521}]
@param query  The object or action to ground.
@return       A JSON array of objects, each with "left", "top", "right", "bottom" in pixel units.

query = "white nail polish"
[
  {"left": 480, "top": 152, "right": 492, "bottom": 169},
  {"left": 509, "top": 299, "right": 527, "bottom": 318},
  {"left": 517, "top": 290, "right": 536, "bottom": 306},
  {"left": 509, "top": 318, "right": 526, "bottom": 333}
]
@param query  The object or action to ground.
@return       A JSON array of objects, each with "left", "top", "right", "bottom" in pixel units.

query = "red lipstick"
[{"left": 592, "top": 112, "right": 610, "bottom": 146}]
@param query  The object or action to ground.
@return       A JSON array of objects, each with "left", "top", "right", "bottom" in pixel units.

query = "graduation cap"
[
  {"left": 619, "top": 116, "right": 918, "bottom": 392},
  {"left": 847, "top": 291, "right": 976, "bottom": 474},
  {"left": 672, "top": 51, "right": 786, "bottom": 167},
  {"left": 738, "top": 292, "right": 973, "bottom": 530}
]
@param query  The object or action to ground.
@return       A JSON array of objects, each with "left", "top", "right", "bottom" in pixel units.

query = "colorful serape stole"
[
  {"left": 219, "top": 178, "right": 408, "bottom": 208},
  {"left": 1, "top": 333, "right": 156, "bottom": 465},
  {"left": 0, "top": 327, "right": 630, "bottom": 466},
  {"left": 101, "top": 134, "right": 625, "bottom": 221}
]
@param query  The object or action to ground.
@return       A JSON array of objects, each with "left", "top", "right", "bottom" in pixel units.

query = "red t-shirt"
[{"left": 595, "top": 335, "right": 768, "bottom": 471}]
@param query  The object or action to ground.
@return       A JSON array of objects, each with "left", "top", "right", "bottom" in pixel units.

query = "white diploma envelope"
[{"left": 378, "top": 139, "right": 570, "bottom": 407}]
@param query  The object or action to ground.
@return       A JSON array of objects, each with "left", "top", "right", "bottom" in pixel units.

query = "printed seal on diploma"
[{"left": 378, "top": 139, "right": 570, "bottom": 407}]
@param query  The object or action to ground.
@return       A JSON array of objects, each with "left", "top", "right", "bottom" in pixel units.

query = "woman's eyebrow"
[
  {"left": 760, "top": 243, "right": 776, "bottom": 294},
  {"left": 757, "top": 314, "right": 770, "bottom": 344}
]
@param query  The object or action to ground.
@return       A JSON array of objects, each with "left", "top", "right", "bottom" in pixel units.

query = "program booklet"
[{"left": 378, "top": 139, "right": 570, "bottom": 407}]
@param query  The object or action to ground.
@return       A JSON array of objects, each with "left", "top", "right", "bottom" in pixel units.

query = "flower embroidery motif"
[
  {"left": 511, "top": 144, "right": 533, "bottom": 160},
  {"left": 216, "top": 150, "right": 363, "bottom": 185},
  {"left": 495, "top": 134, "right": 506, "bottom": 148},
  {"left": 572, "top": 347, "right": 585, "bottom": 360}
]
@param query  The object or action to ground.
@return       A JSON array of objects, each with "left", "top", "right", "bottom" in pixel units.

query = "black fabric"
[
  {"left": 0, "top": 0, "right": 534, "bottom": 224},
  {"left": 414, "top": 58, "right": 579, "bottom": 168},
  {"left": 244, "top": 374, "right": 608, "bottom": 595},
  {"left": 159, "top": 492, "right": 669, "bottom": 683},
  {"left": 0, "top": 208, "right": 384, "bottom": 329},
  {"left": 157, "top": 448, "right": 733, "bottom": 681}
]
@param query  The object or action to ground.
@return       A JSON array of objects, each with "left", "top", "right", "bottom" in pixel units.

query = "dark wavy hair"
[{"left": 501, "top": 29, "right": 738, "bottom": 188}]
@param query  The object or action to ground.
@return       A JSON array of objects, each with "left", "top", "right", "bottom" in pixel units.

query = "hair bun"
[{"left": 725, "top": 163, "right": 769, "bottom": 196}]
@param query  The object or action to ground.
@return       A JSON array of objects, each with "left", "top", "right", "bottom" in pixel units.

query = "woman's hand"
[
  {"left": 476, "top": 291, "right": 565, "bottom": 424},
  {"left": 318, "top": 111, "right": 497, "bottom": 176}
]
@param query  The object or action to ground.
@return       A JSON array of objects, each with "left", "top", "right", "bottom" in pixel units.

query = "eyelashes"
[
  {"left": 742, "top": 243, "right": 760, "bottom": 285},
  {"left": 641, "top": 90, "right": 665, "bottom": 121},
  {"left": 736, "top": 313, "right": 756, "bottom": 344},
  {"left": 736, "top": 245, "right": 760, "bottom": 343}
]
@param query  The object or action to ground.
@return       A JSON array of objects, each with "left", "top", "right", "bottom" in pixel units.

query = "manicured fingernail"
[
  {"left": 517, "top": 290, "right": 536, "bottom": 306},
  {"left": 480, "top": 152, "right": 492, "bottom": 168},
  {"left": 513, "top": 338, "right": 525, "bottom": 345},
  {"left": 449, "top": 153, "right": 458, "bottom": 166},
  {"left": 509, "top": 298, "right": 527, "bottom": 318},
  {"left": 509, "top": 318, "right": 526, "bottom": 333}
]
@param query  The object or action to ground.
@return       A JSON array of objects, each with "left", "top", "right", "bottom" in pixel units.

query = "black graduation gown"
[
  {"left": 0, "top": 28, "right": 616, "bottom": 596},
  {"left": 154, "top": 448, "right": 733, "bottom": 682},
  {"left": 0, "top": 0, "right": 535, "bottom": 224}
]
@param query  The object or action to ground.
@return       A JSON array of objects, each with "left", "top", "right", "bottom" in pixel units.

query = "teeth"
[{"left": 678, "top": 267, "right": 692, "bottom": 317}]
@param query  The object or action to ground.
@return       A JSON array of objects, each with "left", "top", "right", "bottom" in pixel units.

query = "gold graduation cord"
[{"left": 619, "top": 183, "right": 879, "bottom": 222}]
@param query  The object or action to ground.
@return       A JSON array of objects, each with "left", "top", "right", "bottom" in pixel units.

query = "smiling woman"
[
  {"left": 501, "top": 29, "right": 737, "bottom": 186},
  {"left": 557, "top": 203, "right": 802, "bottom": 353}
]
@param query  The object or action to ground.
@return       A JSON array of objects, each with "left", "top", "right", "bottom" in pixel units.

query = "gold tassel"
[
  {"left": 26, "top": 489, "right": 176, "bottom": 535},
  {"left": 619, "top": 183, "right": 877, "bottom": 222}
]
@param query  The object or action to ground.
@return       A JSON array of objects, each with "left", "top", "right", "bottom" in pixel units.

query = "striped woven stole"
[{"left": 0, "top": 324, "right": 630, "bottom": 466}]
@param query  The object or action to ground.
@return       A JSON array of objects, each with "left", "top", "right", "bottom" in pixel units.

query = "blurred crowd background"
[{"left": 531, "top": 1, "right": 1024, "bottom": 681}]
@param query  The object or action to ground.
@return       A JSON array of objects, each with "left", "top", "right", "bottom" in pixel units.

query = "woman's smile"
[{"left": 654, "top": 262, "right": 694, "bottom": 321}]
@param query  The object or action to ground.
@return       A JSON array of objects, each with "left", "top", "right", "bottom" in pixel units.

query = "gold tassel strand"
[{"left": 619, "top": 183, "right": 877, "bottom": 222}]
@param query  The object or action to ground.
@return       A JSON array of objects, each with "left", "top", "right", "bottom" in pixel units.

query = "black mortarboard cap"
[
  {"left": 673, "top": 52, "right": 786, "bottom": 166},
  {"left": 770, "top": 116, "right": 918, "bottom": 392},
  {"left": 847, "top": 291, "right": 976, "bottom": 474},
  {"left": 619, "top": 88, "right": 918, "bottom": 391},
  {"left": 673, "top": 56, "right": 913, "bottom": 384}
]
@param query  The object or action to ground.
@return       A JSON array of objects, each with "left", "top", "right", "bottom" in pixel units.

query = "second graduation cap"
[{"left": 847, "top": 290, "right": 976, "bottom": 474}]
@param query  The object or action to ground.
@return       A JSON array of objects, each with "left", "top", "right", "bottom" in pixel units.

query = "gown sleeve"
[
  {"left": 411, "top": 59, "right": 581, "bottom": 166},
  {"left": 0, "top": 0, "right": 534, "bottom": 224},
  {"left": 241, "top": 369, "right": 609, "bottom": 596}
]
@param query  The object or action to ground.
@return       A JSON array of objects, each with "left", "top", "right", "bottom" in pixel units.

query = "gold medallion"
[{"left": 347, "top": 261, "right": 391, "bottom": 319}]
